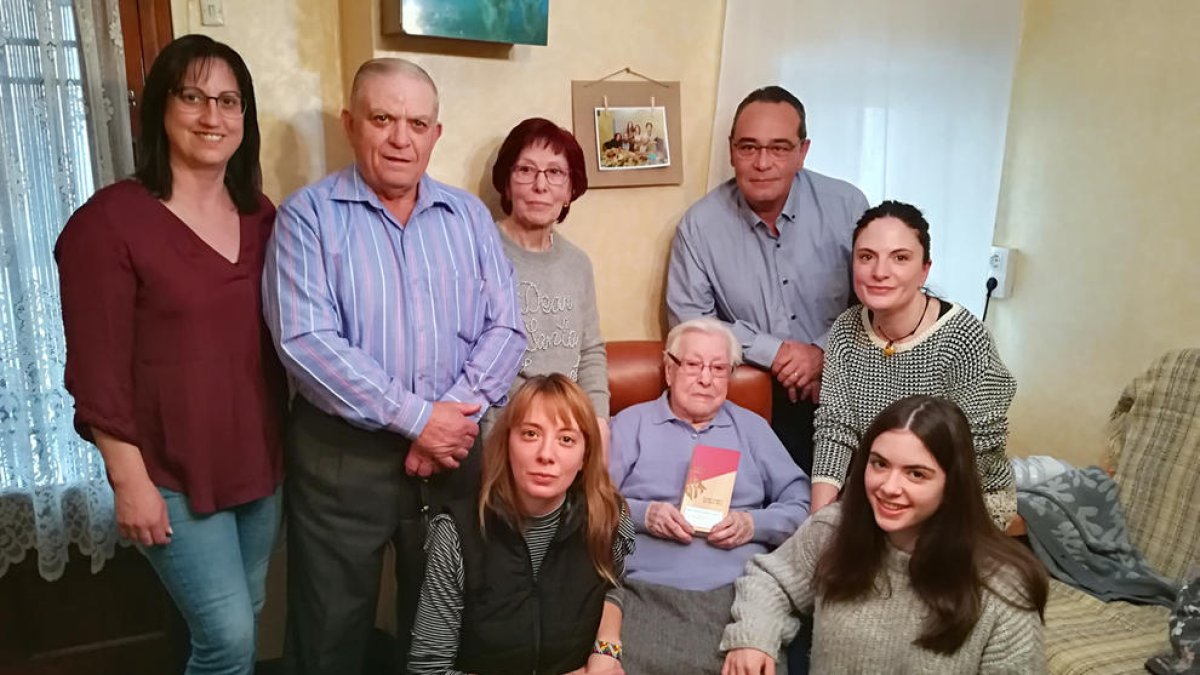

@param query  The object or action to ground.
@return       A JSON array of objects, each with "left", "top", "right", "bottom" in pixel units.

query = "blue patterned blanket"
[{"left": 1017, "top": 465, "right": 1179, "bottom": 607}]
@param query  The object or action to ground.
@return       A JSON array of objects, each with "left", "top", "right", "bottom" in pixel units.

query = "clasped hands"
[
  {"left": 644, "top": 502, "right": 754, "bottom": 549},
  {"left": 404, "top": 401, "right": 480, "bottom": 477},
  {"left": 770, "top": 340, "right": 822, "bottom": 404}
]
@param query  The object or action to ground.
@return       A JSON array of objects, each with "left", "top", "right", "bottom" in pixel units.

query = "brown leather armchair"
[{"left": 606, "top": 340, "right": 773, "bottom": 421}]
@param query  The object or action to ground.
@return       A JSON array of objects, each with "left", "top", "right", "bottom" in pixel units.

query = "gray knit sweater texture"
[{"left": 720, "top": 504, "right": 1045, "bottom": 674}]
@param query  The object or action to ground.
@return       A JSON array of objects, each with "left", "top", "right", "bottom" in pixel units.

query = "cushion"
[{"left": 1045, "top": 580, "right": 1171, "bottom": 675}]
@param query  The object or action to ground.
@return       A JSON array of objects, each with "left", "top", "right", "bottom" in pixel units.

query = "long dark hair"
[
  {"left": 479, "top": 374, "right": 625, "bottom": 584},
  {"left": 134, "top": 34, "right": 262, "bottom": 213},
  {"left": 814, "top": 396, "right": 1047, "bottom": 654}
]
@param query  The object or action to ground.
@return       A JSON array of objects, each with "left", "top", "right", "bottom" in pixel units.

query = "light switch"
[{"left": 200, "top": 0, "right": 225, "bottom": 26}]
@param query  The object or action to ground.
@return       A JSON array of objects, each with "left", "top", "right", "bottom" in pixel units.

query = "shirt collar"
[
  {"left": 734, "top": 170, "right": 801, "bottom": 231},
  {"left": 649, "top": 391, "right": 735, "bottom": 430},
  {"left": 330, "top": 165, "right": 457, "bottom": 217}
]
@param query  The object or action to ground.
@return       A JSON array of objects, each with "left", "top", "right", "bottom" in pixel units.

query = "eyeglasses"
[
  {"left": 170, "top": 87, "right": 246, "bottom": 117},
  {"left": 666, "top": 352, "right": 734, "bottom": 379},
  {"left": 512, "top": 164, "right": 569, "bottom": 186},
  {"left": 731, "top": 141, "right": 799, "bottom": 160}
]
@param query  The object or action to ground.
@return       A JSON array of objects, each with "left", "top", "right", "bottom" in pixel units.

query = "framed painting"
[{"left": 381, "top": 0, "right": 549, "bottom": 45}]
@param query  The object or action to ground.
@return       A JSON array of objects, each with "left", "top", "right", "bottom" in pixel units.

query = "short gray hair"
[
  {"left": 348, "top": 58, "right": 439, "bottom": 118},
  {"left": 664, "top": 318, "right": 743, "bottom": 366}
]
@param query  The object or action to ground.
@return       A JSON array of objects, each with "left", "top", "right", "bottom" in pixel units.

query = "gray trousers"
[{"left": 282, "top": 397, "right": 479, "bottom": 675}]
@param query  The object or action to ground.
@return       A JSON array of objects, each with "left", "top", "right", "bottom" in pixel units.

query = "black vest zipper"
[{"left": 529, "top": 542, "right": 541, "bottom": 675}]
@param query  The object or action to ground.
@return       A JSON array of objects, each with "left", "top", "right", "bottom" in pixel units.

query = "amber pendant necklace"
[{"left": 876, "top": 294, "right": 931, "bottom": 357}]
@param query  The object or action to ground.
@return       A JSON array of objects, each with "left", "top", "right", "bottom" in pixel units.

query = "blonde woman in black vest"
[{"left": 408, "top": 374, "right": 634, "bottom": 674}]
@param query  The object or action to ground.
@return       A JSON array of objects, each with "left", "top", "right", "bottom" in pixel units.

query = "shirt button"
[
  {"left": 775, "top": 242, "right": 782, "bottom": 249},
  {"left": 791, "top": 314, "right": 797, "bottom": 320},
  {"left": 691, "top": 433, "right": 698, "bottom": 439},
  {"left": 782, "top": 279, "right": 789, "bottom": 285}
]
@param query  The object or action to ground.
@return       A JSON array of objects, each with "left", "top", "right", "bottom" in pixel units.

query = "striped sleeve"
[
  {"left": 605, "top": 508, "right": 637, "bottom": 609},
  {"left": 262, "top": 192, "right": 432, "bottom": 437},
  {"left": 440, "top": 197, "right": 526, "bottom": 417},
  {"left": 408, "top": 515, "right": 468, "bottom": 675}
]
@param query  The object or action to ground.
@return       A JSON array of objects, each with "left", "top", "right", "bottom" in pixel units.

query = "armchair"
[
  {"left": 1038, "top": 349, "right": 1200, "bottom": 674},
  {"left": 605, "top": 340, "right": 772, "bottom": 420}
]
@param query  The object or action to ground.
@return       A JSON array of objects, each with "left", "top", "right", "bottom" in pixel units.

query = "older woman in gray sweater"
[{"left": 483, "top": 118, "right": 608, "bottom": 442}]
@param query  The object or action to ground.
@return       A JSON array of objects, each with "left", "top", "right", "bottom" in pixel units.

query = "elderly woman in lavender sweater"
[{"left": 608, "top": 317, "right": 811, "bottom": 675}]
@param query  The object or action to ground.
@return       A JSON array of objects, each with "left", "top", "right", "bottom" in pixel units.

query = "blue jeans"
[{"left": 140, "top": 487, "right": 281, "bottom": 675}]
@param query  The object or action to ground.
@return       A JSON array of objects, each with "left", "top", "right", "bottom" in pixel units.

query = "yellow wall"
[
  {"left": 991, "top": 0, "right": 1200, "bottom": 466},
  {"left": 366, "top": 0, "right": 726, "bottom": 339},
  {"left": 171, "top": 0, "right": 348, "bottom": 201},
  {"left": 174, "top": 0, "right": 726, "bottom": 341}
]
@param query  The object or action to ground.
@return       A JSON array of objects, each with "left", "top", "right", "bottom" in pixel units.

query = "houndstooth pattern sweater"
[
  {"left": 720, "top": 504, "right": 1046, "bottom": 673},
  {"left": 812, "top": 301, "right": 1017, "bottom": 493}
]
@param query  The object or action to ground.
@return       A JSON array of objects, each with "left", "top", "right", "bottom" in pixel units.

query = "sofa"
[{"left": 1040, "top": 349, "right": 1200, "bottom": 674}]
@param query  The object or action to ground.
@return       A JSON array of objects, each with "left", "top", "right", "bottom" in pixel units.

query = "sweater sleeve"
[
  {"left": 720, "top": 508, "right": 836, "bottom": 659},
  {"left": 575, "top": 256, "right": 610, "bottom": 418},
  {"left": 408, "top": 515, "right": 468, "bottom": 675},
  {"left": 55, "top": 195, "right": 139, "bottom": 446},
  {"left": 811, "top": 313, "right": 860, "bottom": 488},
  {"left": 943, "top": 319, "right": 1017, "bottom": 491},
  {"left": 978, "top": 602, "right": 1046, "bottom": 674}
]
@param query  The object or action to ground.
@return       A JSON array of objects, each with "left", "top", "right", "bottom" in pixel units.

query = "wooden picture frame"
[{"left": 571, "top": 80, "right": 683, "bottom": 188}]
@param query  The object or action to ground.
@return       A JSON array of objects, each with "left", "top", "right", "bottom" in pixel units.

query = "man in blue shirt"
[
  {"left": 667, "top": 86, "right": 868, "bottom": 475},
  {"left": 264, "top": 58, "right": 525, "bottom": 675}
]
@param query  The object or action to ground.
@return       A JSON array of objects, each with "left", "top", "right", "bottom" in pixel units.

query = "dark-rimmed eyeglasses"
[
  {"left": 666, "top": 352, "right": 734, "bottom": 379},
  {"left": 170, "top": 87, "right": 246, "bottom": 117},
  {"left": 512, "top": 164, "right": 569, "bottom": 186},
  {"left": 731, "top": 141, "right": 799, "bottom": 160}
]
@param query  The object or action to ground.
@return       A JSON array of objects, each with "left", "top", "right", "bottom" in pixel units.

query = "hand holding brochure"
[{"left": 679, "top": 444, "right": 740, "bottom": 533}]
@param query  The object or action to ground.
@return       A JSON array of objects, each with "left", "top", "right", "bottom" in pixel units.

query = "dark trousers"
[
  {"left": 770, "top": 382, "right": 817, "bottom": 476},
  {"left": 787, "top": 616, "right": 813, "bottom": 675},
  {"left": 283, "top": 397, "right": 480, "bottom": 675}
]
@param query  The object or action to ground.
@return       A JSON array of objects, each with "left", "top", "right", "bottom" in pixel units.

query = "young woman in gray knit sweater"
[
  {"left": 721, "top": 395, "right": 1047, "bottom": 674},
  {"left": 810, "top": 200, "right": 1019, "bottom": 529}
]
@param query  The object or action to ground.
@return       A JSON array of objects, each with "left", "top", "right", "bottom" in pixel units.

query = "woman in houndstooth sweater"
[{"left": 809, "top": 201, "right": 1018, "bottom": 529}]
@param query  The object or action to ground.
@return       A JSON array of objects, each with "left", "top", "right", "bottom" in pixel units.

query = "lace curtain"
[{"left": 0, "top": 0, "right": 134, "bottom": 580}]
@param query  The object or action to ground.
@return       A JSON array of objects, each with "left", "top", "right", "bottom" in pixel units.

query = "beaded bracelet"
[{"left": 592, "top": 639, "right": 622, "bottom": 661}]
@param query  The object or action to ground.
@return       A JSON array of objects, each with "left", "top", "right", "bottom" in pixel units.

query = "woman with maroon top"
[{"left": 55, "top": 35, "right": 283, "bottom": 675}]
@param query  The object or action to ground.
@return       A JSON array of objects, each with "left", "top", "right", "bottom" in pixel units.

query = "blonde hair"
[{"left": 479, "top": 374, "right": 625, "bottom": 585}]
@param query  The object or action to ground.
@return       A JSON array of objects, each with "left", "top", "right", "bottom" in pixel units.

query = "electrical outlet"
[
  {"left": 987, "top": 246, "right": 1014, "bottom": 299},
  {"left": 200, "top": 0, "right": 225, "bottom": 26}
]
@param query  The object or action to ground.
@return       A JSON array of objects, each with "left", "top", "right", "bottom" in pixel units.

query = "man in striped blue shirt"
[{"left": 263, "top": 58, "right": 525, "bottom": 675}]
